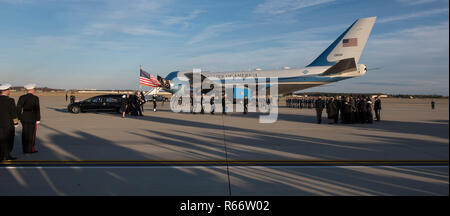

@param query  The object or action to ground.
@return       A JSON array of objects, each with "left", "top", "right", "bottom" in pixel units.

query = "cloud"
[
  {"left": 357, "top": 81, "right": 414, "bottom": 87},
  {"left": 0, "top": 0, "right": 32, "bottom": 4},
  {"left": 163, "top": 9, "right": 203, "bottom": 25},
  {"left": 378, "top": 8, "right": 449, "bottom": 23},
  {"left": 187, "top": 22, "right": 238, "bottom": 45},
  {"left": 358, "top": 22, "right": 449, "bottom": 94},
  {"left": 83, "top": 23, "right": 174, "bottom": 36},
  {"left": 254, "top": 0, "right": 335, "bottom": 15},
  {"left": 397, "top": 0, "right": 440, "bottom": 5}
]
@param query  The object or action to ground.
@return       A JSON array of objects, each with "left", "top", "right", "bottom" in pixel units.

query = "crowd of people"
[
  {"left": 121, "top": 91, "right": 147, "bottom": 118},
  {"left": 120, "top": 91, "right": 165, "bottom": 118},
  {"left": 286, "top": 96, "right": 382, "bottom": 124}
]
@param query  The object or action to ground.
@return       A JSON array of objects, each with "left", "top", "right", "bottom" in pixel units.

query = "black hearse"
[{"left": 68, "top": 94, "right": 124, "bottom": 114}]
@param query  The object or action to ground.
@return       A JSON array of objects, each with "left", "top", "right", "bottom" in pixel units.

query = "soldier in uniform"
[
  {"left": 0, "top": 84, "right": 19, "bottom": 160},
  {"left": 314, "top": 96, "right": 325, "bottom": 124},
  {"left": 17, "top": 84, "right": 41, "bottom": 154},
  {"left": 121, "top": 95, "right": 128, "bottom": 118},
  {"left": 152, "top": 94, "right": 158, "bottom": 112}
]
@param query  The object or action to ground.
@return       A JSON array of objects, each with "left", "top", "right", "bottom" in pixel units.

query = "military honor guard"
[
  {"left": 152, "top": 94, "right": 158, "bottom": 112},
  {"left": 17, "top": 84, "right": 41, "bottom": 154},
  {"left": 0, "top": 83, "right": 19, "bottom": 160}
]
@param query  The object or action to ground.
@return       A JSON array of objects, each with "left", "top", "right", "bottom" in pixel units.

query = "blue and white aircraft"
[{"left": 158, "top": 17, "right": 376, "bottom": 96}]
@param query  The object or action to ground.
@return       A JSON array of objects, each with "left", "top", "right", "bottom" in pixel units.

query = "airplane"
[{"left": 156, "top": 17, "right": 377, "bottom": 96}]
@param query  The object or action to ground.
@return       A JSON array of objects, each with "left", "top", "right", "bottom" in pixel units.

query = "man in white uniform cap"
[
  {"left": 17, "top": 84, "right": 41, "bottom": 154},
  {"left": 0, "top": 84, "right": 19, "bottom": 160}
]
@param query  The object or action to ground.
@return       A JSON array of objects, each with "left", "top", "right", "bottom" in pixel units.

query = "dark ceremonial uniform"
[
  {"left": 0, "top": 95, "right": 18, "bottom": 160},
  {"left": 314, "top": 98, "right": 325, "bottom": 124},
  {"left": 17, "top": 93, "right": 41, "bottom": 153},
  {"left": 121, "top": 96, "right": 128, "bottom": 113},
  {"left": 152, "top": 95, "right": 157, "bottom": 112}
]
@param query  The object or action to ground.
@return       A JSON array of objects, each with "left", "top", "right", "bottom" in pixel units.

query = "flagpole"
[{"left": 139, "top": 65, "right": 143, "bottom": 92}]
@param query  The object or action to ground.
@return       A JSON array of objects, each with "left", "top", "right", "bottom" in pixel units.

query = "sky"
[{"left": 0, "top": 0, "right": 449, "bottom": 95}]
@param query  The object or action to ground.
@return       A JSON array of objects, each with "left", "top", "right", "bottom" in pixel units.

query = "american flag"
[
  {"left": 140, "top": 68, "right": 161, "bottom": 87},
  {"left": 343, "top": 38, "right": 358, "bottom": 47}
]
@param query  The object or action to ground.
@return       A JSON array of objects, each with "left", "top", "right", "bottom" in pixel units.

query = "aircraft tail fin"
[{"left": 307, "top": 17, "right": 376, "bottom": 67}]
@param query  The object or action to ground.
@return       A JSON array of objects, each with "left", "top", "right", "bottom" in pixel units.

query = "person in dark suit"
[
  {"left": 135, "top": 92, "right": 143, "bottom": 116},
  {"left": 17, "top": 84, "right": 41, "bottom": 154},
  {"left": 210, "top": 96, "right": 215, "bottom": 114},
  {"left": 140, "top": 91, "right": 146, "bottom": 113},
  {"left": 0, "top": 84, "right": 19, "bottom": 160},
  {"left": 326, "top": 97, "right": 338, "bottom": 124},
  {"left": 343, "top": 97, "right": 352, "bottom": 124},
  {"left": 222, "top": 95, "right": 227, "bottom": 115},
  {"left": 243, "top": 95, "right": 248, "bottom": 114},
  {"left": 314, "top": 96, "right": 325, "bottom": 124},
  {"left": 70, "top": 94, "right": 75, "bottom": 104},
  {"left": 200, "top": 94, "right": 205, "bottom": 114},
  {"left": 374, "top": 97, "right": 381, "bottom": 121}
]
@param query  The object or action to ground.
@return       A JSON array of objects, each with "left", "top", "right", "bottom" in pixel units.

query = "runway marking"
[
  {"left": 1, "top": 160, "right": 448, "bottom": 167},
  {"left": 1, "top": 166, "right": 449, "bottom": 169}
]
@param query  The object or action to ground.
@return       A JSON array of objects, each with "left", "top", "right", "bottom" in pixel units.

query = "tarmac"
[{"left": 0, "top": 95, "right": 448, "bottom": 195}]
